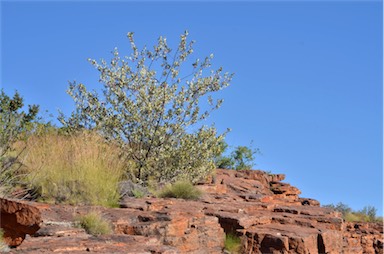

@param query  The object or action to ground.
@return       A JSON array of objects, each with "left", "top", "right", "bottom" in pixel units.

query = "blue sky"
[{"left": 1, "top": 1, "right": 382, "bottom": 215}]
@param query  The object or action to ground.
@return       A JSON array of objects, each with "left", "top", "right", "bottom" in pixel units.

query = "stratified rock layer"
[{"left": 2, "top": 169, "right": 383, "bottom": 253}]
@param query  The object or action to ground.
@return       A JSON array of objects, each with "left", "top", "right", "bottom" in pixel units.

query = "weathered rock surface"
[
  {"left": 0, "top": 198, "right": 41, "bottom": 247},
  {"left": 2, "top": 169, "right": 383, "bottom": 253}
]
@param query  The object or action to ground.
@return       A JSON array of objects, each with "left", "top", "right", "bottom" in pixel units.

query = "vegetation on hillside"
[
  {"left": 2, "top": 33, "right": 379, "bottom": 223},
  {"left": 224, "top": 233, "right": 242, "bottom": 254},
  {"left": 215, "top": 141, "right": 259, "bottom": 170},
  {"left": 323, "top": 202, "right": 383, "bottom": 223},
  {"left": 0, "top": 89, "right": 39, "bottom": 197},
  {"left": 157, "top": 180, "right": 202, "bottom": 200},
  {"left": 0, "top": 32, "right": 234, "bottom": 205},
  {"left": 15, "top": 130, "right": 126, "bottom": 207},
  {"left": 59, "top": 31, "right": 233, "bottom": 186},
  {"left": 75, "top": 211, "right": 112, "bottom": 236}
]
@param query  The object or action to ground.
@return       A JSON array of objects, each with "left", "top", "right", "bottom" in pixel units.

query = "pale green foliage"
[
  {"left": 60, "top": 31, "right": 233, "bottom": 185},
  {"left": 17, "top": 131, "right": 125, "bottom": 207},
  {"left": 158, "top": 180, "right": 202, "bottom": 200},
  {"left": 76, "top": 211, "right": 112, "bottom": 236}
]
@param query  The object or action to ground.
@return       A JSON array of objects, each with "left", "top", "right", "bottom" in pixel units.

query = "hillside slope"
[{"left": 1, "top": 169, "right": 382, "bottom": 253}]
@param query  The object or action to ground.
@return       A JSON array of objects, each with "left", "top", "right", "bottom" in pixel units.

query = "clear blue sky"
[{"left": 1, "top": 1, "right": 382, "bottom": 215}]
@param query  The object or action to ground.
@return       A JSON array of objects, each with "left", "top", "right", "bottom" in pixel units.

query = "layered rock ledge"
[{"left": 1, "top": 169, "right": 382, "bottom": 253}]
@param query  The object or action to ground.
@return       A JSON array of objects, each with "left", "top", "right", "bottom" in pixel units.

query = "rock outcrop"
[
  {"left": 1, "top": 169, "right": 383, "bottom": 253},
  {"left": 0, "top": 198, "right": 41, "bottom": 247}
]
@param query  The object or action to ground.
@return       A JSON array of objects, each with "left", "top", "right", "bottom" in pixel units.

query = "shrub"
[
  {"left": 0, "top": 89, "right": 39, "bottom": 197},
  {"left": 344, "top": 212, "right": 361, "bottom": 222},
  {"left": 344, "top": 207, "right": 379, "bottom": 223},
  {"left": 16, "top": 130, "right": 127, "bottom": 207},
  {"left": 59, "top": 31, "right": 233, "bottom": 185},
  {"left": 323, "top": 202, "right": 352, "bottom": 217},
  {"left": 224, "top": 233, "right": 242, "bottom": 254},
  {"left": 158, "top": 180, "right": 202, "bottom": 200},
  {"left": 75, "top": 211, "right": 112, "bottom": 236},
  {"left": 360, "top": 206, "right": 377, "bottom": 222},
  {"left": 215, "top": 141, "right": 259, "bottom": 170},
  {"left": 324, "top": 203, "right": 381, "bottom": 222},
  {"left": 232, "top": 146, "right": 259, "bottom": 170}
]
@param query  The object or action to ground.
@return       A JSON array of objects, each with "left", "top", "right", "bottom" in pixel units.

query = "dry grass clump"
[
  {"left": 16, "top": 131, "right": 127, "bottom": 207},
  {"left": 224, "top": 233, "right": 242, "bottom": 254},
  {"left": 75, "top": 211, "right": 112, "bottom": 236},
  {"left": 157, "top": 180, "right": 202, "bottom": 200},
  {"left": 344, "top": 212, "right": 383, "bottom": 223}
]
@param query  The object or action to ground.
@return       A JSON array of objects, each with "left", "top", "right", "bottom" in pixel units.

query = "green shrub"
[
  {"left": 344, "top": 211, "right": 377, "bottom": 223},
  {"left": 0, "top": 89, "right": 38, "bottom": 197},
  {"left": 224, "top": 233, "right": 242, "bottom": 254},
  {"left": 76, "top": 212, "right": 112, "bottom": 236},
  {"left": 158, "top": 180, "right": 202, "bottom": 200},
  {"left": 360, "top": 206, "right": 377, "bottom": 222},
  {"left": 344, "top": 212, "right": 361, "bottom": 222},
  {"left": 215, "top": 141, "right": 259, "bottom": 170},
  {"left": 59, "top": 31, "right": 233, "bottom": 185},
  {"left": 17, "top": 131, "right": 127, "bottom": 207},
  {"left": 324, "top": 203, "right": 381, "bottom": 223}
]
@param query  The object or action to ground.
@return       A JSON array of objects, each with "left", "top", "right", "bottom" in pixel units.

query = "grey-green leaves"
[{"left": 60, "top": 31, "right": 233, "bottom": 185}]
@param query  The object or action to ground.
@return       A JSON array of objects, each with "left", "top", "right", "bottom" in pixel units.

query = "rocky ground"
[{"left": 1, "top": 169, "right": 383, "bottom": 253}]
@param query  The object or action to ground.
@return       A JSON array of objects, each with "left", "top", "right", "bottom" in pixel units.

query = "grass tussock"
[
  {"left": 75, "top": 211, "right": 112, "bottom": 236},
  {"left": 224, "top": 233, "right": 242, "bottom": 254},
  {"left": 158, "top": 180, "right": 202, "bottom": 200},
  {"left": 16, "top": 131, "right": 127, "bottom": 207}
]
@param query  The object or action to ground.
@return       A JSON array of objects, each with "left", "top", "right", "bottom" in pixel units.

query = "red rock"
[
  {"left": 0, "top": 198, "right": 41, "bottom": 247},
  {"left": 5, "top": 169, "right": 383, "bottom": 254}
]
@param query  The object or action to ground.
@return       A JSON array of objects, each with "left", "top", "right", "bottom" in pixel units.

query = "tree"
[
  {"left": 215, "top": 141, "right": 234, "bottom": 169},
  {"left": 323, "top": 203, "right": 380, "bottom": 222},
  {"left": 360, "top": 206, "right": 377, "bottom": 222},
  {"left": 60, "top": 31, "right": 233, "bottom": 185},
  {"left": 0, "top": 89, "right": 39, "bottom": 196},
  {"left": 215, "top": 141, "right": 259, "bottom": 170},
  {"left": 323, "top": 202, "right": 352, "bottom": 216},
  {"left": 232, "top": 146, "right": 258, "bottom": 170}
]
